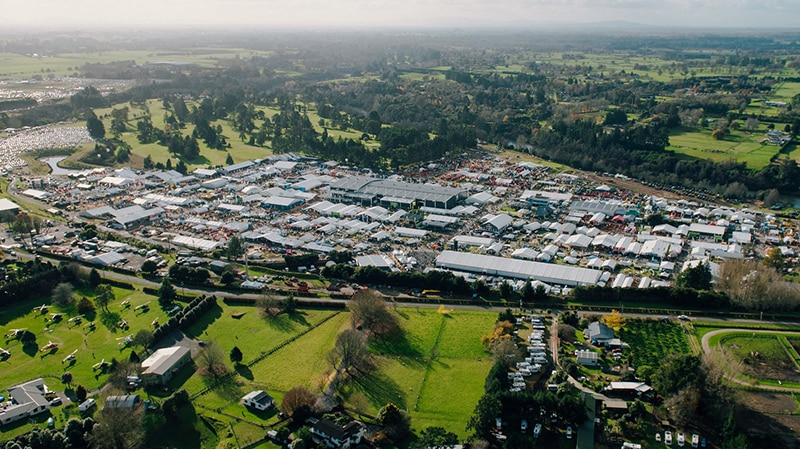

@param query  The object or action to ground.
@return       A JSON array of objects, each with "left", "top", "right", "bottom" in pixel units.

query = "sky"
[{"left": 4, "top": 0, "right": 800, "bottom": 30}]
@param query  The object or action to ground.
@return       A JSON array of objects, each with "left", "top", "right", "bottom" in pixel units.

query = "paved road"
[{"left": 701, "top": 328, "right": 800, "bottom": 393}]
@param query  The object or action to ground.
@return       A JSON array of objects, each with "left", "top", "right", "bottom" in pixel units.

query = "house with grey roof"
[
  {"left": 586, "top": 321, "right": 614, "bottom": 345},
  {"left": 0, "top": 378, "right": 50, "bottom": 425}
]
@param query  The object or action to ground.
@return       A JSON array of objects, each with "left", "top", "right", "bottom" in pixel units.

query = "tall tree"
[
  {"left": 327, "top": 329, "right": 375, "bottom": 377},
  {"left": 196, "top": 341, "right": 227, "bottom": 378},
  {"left": 676, "top": 263, "right": 713, "bottom": 290},
  {"left": 132, "top": 329, "right": 154, "bottom": 351},
  {"left": 90, "top": 401, "right": 144, "bottom": 449},
  {"left": 348, "top": 290, "right": 400, "bottom": 338},
  {"left": 229, "top": 346, "right": 243, "bottom": 364},
  {"left": 466, "top": 394, "right": 502, "bottom": 439},
  {"left": 94, "top": 284, "right": 114, "bottom": 311},
  {"left": 88, "top": 268, "right": 102, "bottom": 287},
  {"left": 378, "top": 403, "right": 411, "bottom": 442},
  {"left": 226, "top": 236, "right": 245, "bottom": 261},
  {"left": 280, "top": 386, "right": 316, "bottom": 423},
  {"left": 52, "top": 282, "right": 76, "bottom": 307},
  {"left": 86, "top": 110, "right": 105, "bottom": 139},
  {"left": 158, "top": 278, "right": 177, "bottom": 307}
]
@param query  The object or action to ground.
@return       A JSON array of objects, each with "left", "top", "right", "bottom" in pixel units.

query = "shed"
[{"left": 140, "top": 346, "right": 192, "bottom": 385}]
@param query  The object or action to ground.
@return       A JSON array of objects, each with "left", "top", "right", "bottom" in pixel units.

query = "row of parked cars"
[{"left": 657, "top": 430, "right": 705, "bottom": 447}]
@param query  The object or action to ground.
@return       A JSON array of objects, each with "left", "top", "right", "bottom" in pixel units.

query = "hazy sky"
[{"left": 5, "top": 0, "right": 800, "bottom": 29}]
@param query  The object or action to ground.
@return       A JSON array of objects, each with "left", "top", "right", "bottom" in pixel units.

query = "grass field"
[
  {"left": 351, "top": 308, "right": 493, "bottom": 436},
  {"left": 175, "top": 305, "right": 494, "bottom": 440},
  {"left": 619, "top": 319, "right": 691, "bottom": 369},
  {"left": 0, "top": 286, "right": 167, "bottom": 440},
  {"left": 668, "top": 128, "right": 778, "bottom": 169},
  {"left": 712, "top": 332, "right": 800, "bottom": 388},
  {"left": 0, "top": 286, "right": 165, "bottom": 391},
  {"left": 0, "top": 48, "right": 273, "bottom": 79}
]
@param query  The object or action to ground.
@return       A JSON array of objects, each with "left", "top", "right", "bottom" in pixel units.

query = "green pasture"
[
  {"left": 0, "top": 286, "right": 165, "bottom": 392},
  {"left": 84, "top": 98, "right": 274, "bottom": 170},
  {"left": 531, "top": 51, "right": 790, "bottom": 83},
  {"left": 355, "top": 308, "right": 493, "bottom": 437},
  {"left": 668, "top": 128, "right": 778, "bottom": 169},
  {"left": 0, "top": 48, "right": 272, "bottom": 79},
  {"left": 619, "top": 319, "right": 690, "bottom": 369},
  {"left": 182, "top": 305, "right": 493, "bottom": 438},
  {"left": 771, "top": 81, "right": 800, "bottom": 101}
]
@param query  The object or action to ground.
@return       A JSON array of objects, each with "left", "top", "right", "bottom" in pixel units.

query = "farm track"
[{"left": 701, "top": 328, "right": 800, "bottom": 393}]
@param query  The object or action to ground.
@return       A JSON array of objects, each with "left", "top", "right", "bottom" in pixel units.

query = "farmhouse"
[
  {"left": 140, "top": 346, "right": 192, "bottom": 385},
  {"left": 586, "top": 322, "right": 614, "bottom": 345},
  {"left": 308, "top": 418, "right": 366, "bottom": 449},
  {"left": 242, "top": 390, "right": 274, "bottom": 411},
  {"left": 0, "top": 378, "right": 50, "bottom": 425}
]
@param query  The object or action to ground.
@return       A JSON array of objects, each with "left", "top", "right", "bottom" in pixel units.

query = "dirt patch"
[
  {"left": 736, "top": 392, "right": 800, "bottom": 449},
  {"left": 739, "top": 351, "right": 800, "bottom": 384}
]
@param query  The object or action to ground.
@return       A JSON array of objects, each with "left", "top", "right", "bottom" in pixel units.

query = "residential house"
[
  {"left": 0, "top": 378, "right": 50, "bottom": 425},
  {"left": 242, "top": 391, "right": 274, "bottom": 411},
  {"left": 586, "top": 322, "right": 614, "bottom": 345},
  {"left": 308, "top": 418, "right": 366, "bottom": 448},
  {"left": 604, "top": 381, "right": 654, "bottom": 400}
]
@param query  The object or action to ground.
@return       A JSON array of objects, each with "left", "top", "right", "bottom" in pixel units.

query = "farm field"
[
  {"left": 355, "top": 308, "right": 492, "bottom": 436},
  {"left": 0, "top": 48, "right": 273, "bottom": 79},
  {"left": 668, "top": 128, "right": 778, "bottom": 169},
  {"left": 619, "top": 319, "right": 691, "bottom": 369},
  {"left": 177, "top": 303, "right": 494, "bottom": 439},
  {"left": 714, "top": 332, "right": 800, "bottom": 386}
]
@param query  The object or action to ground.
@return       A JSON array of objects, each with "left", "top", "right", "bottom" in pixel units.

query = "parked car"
[
  {"left": 665, "top": 431, "right": 673, "bottom": 446},
  {"left": 678, "top": 432, "right": 685, "bottom": 447},
  {"left": 691, "top": 434, "right": 700, "bottom": 448},
  {"left": 566, "top": 426, "right": 572, "bottom": 439},
  {"left": 49, "top": 397, "right": 62, "bottom": 406},
  {"left": 533, "top": 423, "right": 542, "bottom": 438},
  {"left": 521, "top": 419, "right": 528, "bottom": 432}
]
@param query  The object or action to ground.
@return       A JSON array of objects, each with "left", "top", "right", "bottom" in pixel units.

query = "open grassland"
[
  {"left": 185, "top": 304, "right": 494, "bottom": 438},
  {"left": 668, "top": 128, "right": 777, "bottom": 169},
  {"left": 772, "top": 81, "right": 800, "bottom": 101},
  {"left": 0, "top": 48, "right": 272, "bottom": 79},
  {"left": 619, "top": 319, "right": 691, "bottom": 369},
  {"left": 531, "top": 52, "right": 789, "bottom": 83},
  {"left": 347, "top": 308, "right": 494, "bottom": 437},
  {"left": 0, "top": 286, "right": 164, "bottom": 391}
]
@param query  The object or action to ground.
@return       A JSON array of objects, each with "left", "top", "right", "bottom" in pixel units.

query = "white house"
[
  {"left": 242, "top": 390, "right": 274, "bottom": 411},
  {"left": 0, "top": 378, "right": 50, "bottom": 425}
]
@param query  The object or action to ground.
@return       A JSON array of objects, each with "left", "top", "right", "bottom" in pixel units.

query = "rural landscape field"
[{"left": 2, "top": 7, "right": 800, "bottom": 449}]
